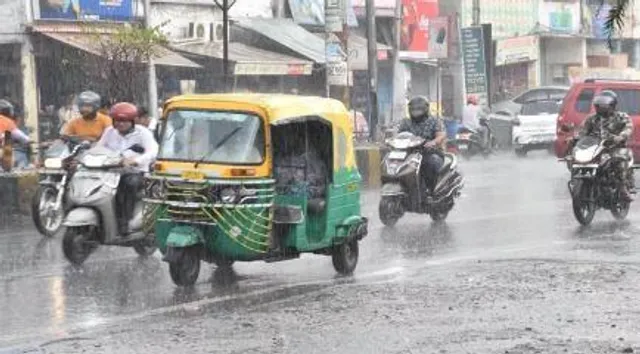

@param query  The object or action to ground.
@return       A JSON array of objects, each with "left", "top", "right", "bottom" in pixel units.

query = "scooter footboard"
[{"left": 63, "top": 207, "right": 99, "bottom": 227}]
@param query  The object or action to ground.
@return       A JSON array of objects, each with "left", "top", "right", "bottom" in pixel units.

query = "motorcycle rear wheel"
[{"left": 611, "top": 200, "right": 630, "bottom": 220}]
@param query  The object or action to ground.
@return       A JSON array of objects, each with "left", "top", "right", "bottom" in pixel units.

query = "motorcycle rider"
[
  {"left": 577, "top": 90, "right": 634, "bottom": 201},
  {"left": 96, "top": 102, "right": 159, "bottom": 236},
  {"left": 462, "top": 95, "right": 489, "bottom": 149},
  {"left": 62, "top": 91, "right": 112, "bottom": 143},
  {"left": 398, "top": 96, "right": 446, "bottom": 194},
  {"left": 0, "top": 99, "right": 31, "bottom": 145}
]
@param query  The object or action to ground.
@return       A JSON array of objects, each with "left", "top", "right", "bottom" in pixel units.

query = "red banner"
[{"left": 401, "top": 0, "right": 439, "bottom": 52}]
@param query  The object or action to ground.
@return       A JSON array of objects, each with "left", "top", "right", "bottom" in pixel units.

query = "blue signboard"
[{"left": 39, "top": 0, "right": 133, "bottom": 21}]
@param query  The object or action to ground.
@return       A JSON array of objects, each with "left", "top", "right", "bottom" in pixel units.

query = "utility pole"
[
  {"left": 390, "top": 0, "right": 403, "bottom": 125},
  {"left": 325, "top": 0, "right": 349, "bottom": 108},
  {"left": 214, "top": 0, "right": 237, "bottom": 92},
  {"left": 365, "top": 0, "right": 379, "bottom": 138},
  {"left": 472, "top": 0, "right": 480, "bottom": 25},
  {"left": 144, "top": 0, "right": 158, "bottom": 120}
]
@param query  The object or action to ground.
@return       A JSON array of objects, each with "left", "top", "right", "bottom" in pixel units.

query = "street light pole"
[
  {"left": 144, "top": 0, "right": 158, "bottom": 120},
  {"left": 365, "top": 0, "right": 379, "bottom": 138},
  {"left": 214, "top": 0, "right": 236, "bottom": 92},
  {"left": 472, "top": 0, "right": 480, "bottom": 25}
]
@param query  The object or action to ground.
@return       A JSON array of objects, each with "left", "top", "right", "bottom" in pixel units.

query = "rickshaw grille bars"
[{"left": 143, "top": 177, "right": 275, "bottom": 253}]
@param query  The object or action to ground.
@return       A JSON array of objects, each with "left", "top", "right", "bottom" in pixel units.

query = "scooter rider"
[
  {"left": 462, "top": 95, "right": 489, "bottom": 150},
  {"left": 97, "top": 102, "right": 159, "bottom": 235},
  {"left": 398, "top": 96, "right": 446, "bottom": 194},
  {"left": 577, "top": 90, "right": 634, "bottom": 201},
  {"left": 62, "top": 91, "right": 112, "bottom": 143}
]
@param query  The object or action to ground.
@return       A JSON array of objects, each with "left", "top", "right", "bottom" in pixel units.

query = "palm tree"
[{"left": 604, "top": 0, "right": 630, "bottom": 48}]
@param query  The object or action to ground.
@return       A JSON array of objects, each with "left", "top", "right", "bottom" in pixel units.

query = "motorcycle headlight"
[
  {"left": 44, "top": 158, "right": 63, "bottom": 169},
  {"left": 220, "top": 188, "right": 237, "bottom": 203}
]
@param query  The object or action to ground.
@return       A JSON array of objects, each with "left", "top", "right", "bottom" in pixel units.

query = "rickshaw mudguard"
[
  {"left": 166, "top": 225, "right": 204, "bottom": 248},
  {"left": 334, "top": 215, "right": 368, "bottom": 242}
]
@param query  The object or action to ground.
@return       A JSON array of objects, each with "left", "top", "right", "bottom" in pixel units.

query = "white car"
[{"left": 512, "top": 99, "right": 562, "bottom": 157}]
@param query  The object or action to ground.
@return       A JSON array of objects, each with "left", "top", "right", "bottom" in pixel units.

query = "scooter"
[
  {"left": 379, "top": 132, "right": 465, "bottom": 226},
  {"left": 61, "top": 145, "right": 156, "bottom": 265},
  {"left": 451, "top": 118, "right": 497, "bottom": 159}
]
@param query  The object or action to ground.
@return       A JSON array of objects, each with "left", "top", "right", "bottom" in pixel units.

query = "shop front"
[
  {"left": 29, "top": 23, "right": 200, "bottom": 141},
  {"left": 493, "top": 35, "right": 540, "bottom": 103},
  {"left": 170, "top": 39, "right": 314, "bottom": 94}
]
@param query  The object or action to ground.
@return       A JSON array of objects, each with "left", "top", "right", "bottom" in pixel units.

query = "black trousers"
[{"left": 117, "top": 172, "right": 143, "bottom": 233}]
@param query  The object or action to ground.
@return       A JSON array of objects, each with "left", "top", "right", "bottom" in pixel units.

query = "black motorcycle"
[
  {"left": 450, "top": 118, "right": 497, "bottom": 159},
  {"left": 379, "top": 132, "right": 464, "bottom": 226},
  {"left": 563, "top": 135, "right": 634, "bottom": 226}
]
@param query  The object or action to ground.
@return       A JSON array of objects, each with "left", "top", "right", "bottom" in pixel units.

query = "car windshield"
[
  {"left": 520, "top": 100, "right": 561, "bottom": 116},
  {"left": 158, "top": 109, "right": 264, "bottom": 165}
]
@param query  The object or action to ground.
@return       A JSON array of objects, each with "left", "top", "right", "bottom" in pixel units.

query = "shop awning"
[
  {"left": 171, "top": 40, "right": 313, "bottom": 76},
  {"left": 233, "top": 18, "right": 326, "bottom": 63},
  {"left": 34, "top": 30, "right": 201, "bottom": 68},
  {"left": 313, "top": 33, "right": 391, "bottom": 71}
]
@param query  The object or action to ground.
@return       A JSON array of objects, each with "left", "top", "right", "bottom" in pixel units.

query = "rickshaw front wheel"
[
  {"left": 168, "top": 247, "right": 201, "bottom": 287},
  {"left": 332, "top": 239, "right": 359, "bottom": 275}
]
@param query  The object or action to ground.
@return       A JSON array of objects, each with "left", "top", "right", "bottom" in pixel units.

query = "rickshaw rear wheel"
[
  {"left": 169, "top": 247, "right": 201, "bottom": 287},
  {"left": 332, "top": 239, "right": 359, "bottom": 275}
]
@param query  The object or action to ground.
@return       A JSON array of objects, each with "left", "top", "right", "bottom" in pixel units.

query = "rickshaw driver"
[
  {"left": 398, "top": 96, "right": 446, "bottom": 194},
  {"left": 97, "top": 102, "right": 159, "bottom": 236}
]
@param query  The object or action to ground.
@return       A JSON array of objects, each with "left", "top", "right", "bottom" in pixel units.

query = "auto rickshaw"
[{"left": 144, "top": 94, "right": 368, "bottom": 286}]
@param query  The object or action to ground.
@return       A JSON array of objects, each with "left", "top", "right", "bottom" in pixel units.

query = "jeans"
[
  {"left": 421, "top": 152, "right": 444, "bottom": 192},
  {"left": 116, "top": 172, "right": 143, "bottom": 234}
]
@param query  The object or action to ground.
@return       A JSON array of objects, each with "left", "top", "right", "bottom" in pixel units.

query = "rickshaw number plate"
[
  {"left": 182, "top": 170, "right": 205, "bottom": 180},
  {"left": 458, "top": 144, "right": 468, "bottom": 150}
]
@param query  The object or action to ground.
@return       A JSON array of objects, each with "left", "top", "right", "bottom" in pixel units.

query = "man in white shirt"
[
  {"left": 97, "top": 102, "right": 158, "bottom": 235},
  {"left": 461, "top": 95, "right": 488, "bottom": 149}
]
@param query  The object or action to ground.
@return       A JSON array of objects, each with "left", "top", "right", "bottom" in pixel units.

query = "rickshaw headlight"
[{"left": 220, "top": 188, "right": 237, "bottom": 203}]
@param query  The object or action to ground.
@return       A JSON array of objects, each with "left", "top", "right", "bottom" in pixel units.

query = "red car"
[{"left": 555, "top": 79, "right": 640, "bottom": 161}]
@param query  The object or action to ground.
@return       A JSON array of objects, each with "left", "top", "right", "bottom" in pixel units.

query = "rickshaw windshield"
[{"left": 158, "top": 109, "right": 265, "bottom": 164}]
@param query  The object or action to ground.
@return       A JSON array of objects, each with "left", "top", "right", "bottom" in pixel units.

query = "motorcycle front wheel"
[
  {"left": 379, "top": 196, "right": 404, "bottom": 227},
  {"left": 31, "top": 185, "right": 64, "bottom": 238},
  {"left": 611, "top": 200, "right": 630, "bottom": 220}
]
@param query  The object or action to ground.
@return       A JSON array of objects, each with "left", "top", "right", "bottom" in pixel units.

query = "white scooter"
[{"left": 62, "top": 145, "right": 156, "bottom": 265}]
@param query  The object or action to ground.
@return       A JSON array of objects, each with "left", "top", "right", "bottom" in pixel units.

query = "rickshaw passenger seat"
[{"left": 307, "top": 198, "right": 326, "bottom": 214}]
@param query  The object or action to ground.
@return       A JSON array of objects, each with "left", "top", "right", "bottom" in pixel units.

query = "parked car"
[
  {"left": 512, "top": 99, "right": 562, "bottom": 157},
  {"left": 492, "top": 86, "right": 569, "bottom": 117},
  {"left": 554, "top": 79, "right": 640, "bottom": 161}
]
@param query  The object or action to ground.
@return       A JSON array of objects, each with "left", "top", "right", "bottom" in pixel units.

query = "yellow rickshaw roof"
[{"left": 165, "top": 93, "right": 350, "bottom": 126}]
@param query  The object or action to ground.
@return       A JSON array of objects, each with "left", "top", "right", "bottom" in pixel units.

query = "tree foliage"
[
  {"left": 73, "top": 23, "right": 167, "bottom": 104},
  {"left": 603, "top": 0, "right": 630, "bottom": 48}
]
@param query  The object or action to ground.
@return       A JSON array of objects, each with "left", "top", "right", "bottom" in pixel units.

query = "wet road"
[{"left": 4, "top": 151, "right": 640, "bottom": 353}]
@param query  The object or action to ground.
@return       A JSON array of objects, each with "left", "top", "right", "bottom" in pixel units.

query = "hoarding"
[
  {"left": 38, "top": 0, "right": 133, "bottom": 21},
  {"left": 401, "top": 0, "right": 439, "bottom": 52},
  {"left": 461, "top": 26, "right": 488, "bottom": 105}
]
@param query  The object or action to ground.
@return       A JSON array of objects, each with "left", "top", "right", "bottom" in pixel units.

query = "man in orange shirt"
[
  {"left": 0, "top": 100, "right": 31, "bottom": 144},
  {"left": 62, "top": 91, "right": 111, "bottom": 142}
]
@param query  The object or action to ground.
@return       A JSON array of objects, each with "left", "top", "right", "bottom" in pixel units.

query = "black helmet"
[
  {"left": 76, "top": 91, "right": 101, "bottom": 118},
  {"left": 0, "top": 99, "right": 15, "bottom": 118},
  {"left": 408, "top": 96, "right": 429, "bottom": 121},
  {"left": 593, "top": 92, "right": 617, "bottom": 118}
]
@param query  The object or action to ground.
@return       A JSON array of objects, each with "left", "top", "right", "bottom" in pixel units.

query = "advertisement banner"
[
  {"left": 401, "top": 0, "right": 439, "bottom": 52},
  {"left": 461, "top": 26, "right": 488, "bottom": 105},
  {"left": 495, "top": 35, "right": 539, "bottom": 66},
  {"left": 428, "top": 16, "right": 448, "bottom": 59},
  {"left": 327, "top": 61, "right": 348, "bottom": 86},
  {"left": 288, "top": 0, "right": 358, "bottom": 28},
  {"left": 539, "top": 0, "right": 580, "bottom": 34},
  {"left": 38, "top": 0, "right": 133, "bottom": 21}
]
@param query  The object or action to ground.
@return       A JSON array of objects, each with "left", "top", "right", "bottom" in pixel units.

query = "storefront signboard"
[
  {"left": 461, "top": 26, "right": 488, "bottom": 104},
  {"left": 495, "top": 35, "right": 539, "bottom": 66}
]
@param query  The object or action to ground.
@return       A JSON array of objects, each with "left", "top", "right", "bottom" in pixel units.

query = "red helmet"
[{"left": 110, "top": 102, "right": 138, "bottom": 122}]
